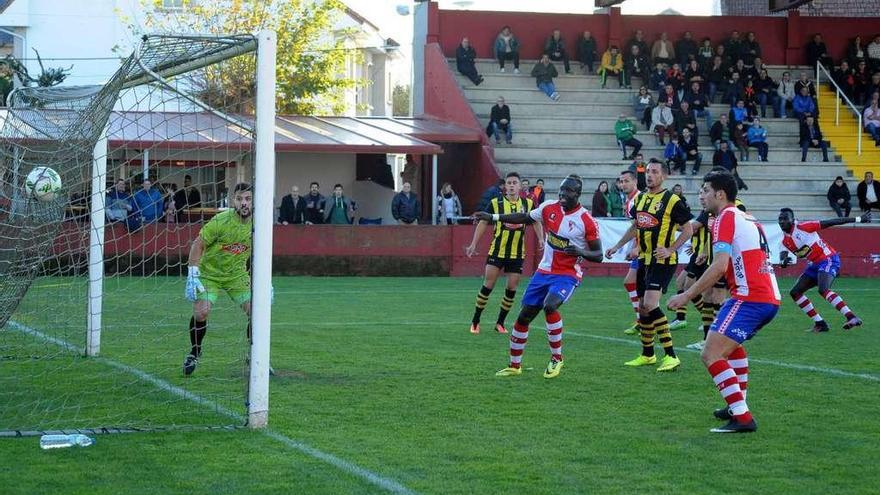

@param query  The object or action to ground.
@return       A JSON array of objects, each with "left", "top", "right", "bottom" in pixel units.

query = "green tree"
[
  {"left": 392, "top": 84, "right": 410, "bottom": 117},
  {"left": 125, "top": 0, "right": 363, "bottom": 115}
]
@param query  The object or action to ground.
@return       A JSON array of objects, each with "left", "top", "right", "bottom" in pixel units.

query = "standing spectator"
[
  {"left": 776, "top": 71, "right": 796, "bottom": 119},
  {"left": 531, "top": 55, "right": 560, "bottom": 101},
  {"left": 278, "top": 185, "right": 305, "bottom": 225},
  {"left": 799, "top": 115, "right": 830, "bottom": 162},
  {"left": 106, "top": 179, "right": 133, "bottom": 224},
  {"left": 723, "top": 30, "right": 743, "bottom": 65},
  {"left": 488, "top": 96, "right": 512, "bottom": 144},
  {"left": 664, "top": 133, "right": 686, "bottom": 175},
  {"left": 848, "top": 36, "right": 867, "bottom": 65},
  {"left": 697, "top": 38, "right": 714, "bottom": 68},
  {"left": 754, "top": 69, "right": 777, "bottom": 118},
  {"left": 624, "top": 45, "right": 650, "bottom": 88},
  {"left": 456, "top": 37, "right": 483, "bottom": 85},
  {"left": 391, "top": 181, "right": 421, "bottom": 225},
  {"left": 870, "top": 35, "right": 880, "bottom": 72},
  {"left": 857, "top": 171, "right": 880, "bottom": 211},
  {"left": 133, "top": 179, "right": 164, "bottom": 226},
  {"left": 674, "top": 100, "right": 698, "bottom": 138},
  {"left": 324, "top": 184, "right": 356, "bottom": 225},
  {"left": 651, "top": 101, "right": 675, "bottom": 145},
  {"left": 827, "top": 176, "right": 852, "bottom": 218},
  {"left": 599, "top": 46, "right": 625, "bottom": 89},
  {"left": 624, "top": 30, "right": 649, "bottom": 65},
  {"left": 477, "top": 178, "right": 504, "bottom": 213},
  {"left": 173, "top": 174, "right": 202, "bottom": 221},
  {"left": 864, "top": 95, "right": 880, "bottom": 146},
  {"left": 741, "top": 32, "right": 761, "bottom": 67},
  {"left": 495, "top": 26, "right": 520, "bottom": 73},
  {"left": 531, "top": 179, "right": 546, "bottom": 204},
  {"left": 628, "top": 154, "right": 648, "bottom": 191},
  {"left": 792, "top": 86, "right": 817, "bottom": 121},
  {"left": 651, "top": 32, "right": 676, "bottom": 67},
  {"left": 607, "top": 179, "right": 624, "bottom": 217},
  {"left": 436, "top": 182, "right": 462, "bottom": 224},
  {"left": 712, "top": 140, "right": 748, "bottom": 190},
  {"left": 591, "top": 181, "right": 611, "bottom": 217},
  {"left": 648, "top": 62, "right": 667, "bottom": 92},
  {"left": 747, "top": 117, "right": 769, "bottom": 162},
  {"left": 705, "top": 55, "right": 727, "bottom": 103},
  {"left": 794, "top": 71, "right": 816, "bottom": 97},
  {"left": 732, "top": 121, "right": 750, "bottom": 162},
  {"left": 680, "top": 127, "right": 703, "bottom": 175},
  {"left": 833, "top": 60, "right": 856, "bottom": 100},
  {"left": 576, "top": 30, "right": 598, "bottom": 74},
  {"left": 632, "top": 85, "right": 655, "bottom": 130},
  {"left": 685, "top": 81, "right": 712, "bottom": 129},
  {"left": 615, "top": 114, "right": 642, "bottom": 160},
  {"left": 676, "top": 31, "right": 698, "bottom": 68},
  {"left": 303, "top": 182, "right": 325, "bottom": 224},
  {"left": 710, "top": 113, "right": 734, "bottom": 151},
  {"left": 806, "top": 33, "right": 833, "bottom": 69},
  {"left": 544, "top": 29, "right": 572, "bottom": 74}
]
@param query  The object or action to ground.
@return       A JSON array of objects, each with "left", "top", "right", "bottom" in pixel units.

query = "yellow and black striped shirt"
[
  {"left": 693, "top": 210, "right": 712, "bottom": 263},
  {"left": 630, "top": 189, "right": 693, "bottom": 265},
  {"left": 488, "top": 196, "right": 533, "bottom": 260}
]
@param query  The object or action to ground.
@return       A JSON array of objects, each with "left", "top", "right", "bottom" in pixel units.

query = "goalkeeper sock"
[
  {"left": 190, "top": 317, "right": 207, "bottom": 357},
  {"left": 472, "top": 285, "right": 492, "bottom": 324},
  {"left": 497, "top": 289, "right": 516, "bottom": 326}
]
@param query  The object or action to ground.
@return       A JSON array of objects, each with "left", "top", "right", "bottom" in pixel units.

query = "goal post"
[{"left": 87, "top": 129, "right": 108, "bottom": 358}]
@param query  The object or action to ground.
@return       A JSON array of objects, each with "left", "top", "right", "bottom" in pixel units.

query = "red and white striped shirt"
[
  {"left": 712, "top": 205, "right": 781, "bottom": 305},
  {"left": 781, "top": 220, "right": 837, "bottom": 264},
  {"left": 529, "top": 200, "right": 600, "bottom": 282}
]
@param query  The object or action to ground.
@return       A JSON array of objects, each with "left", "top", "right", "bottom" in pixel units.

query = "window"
[{"left": 162, "top": 0, "right": 186, "bottom": 10}]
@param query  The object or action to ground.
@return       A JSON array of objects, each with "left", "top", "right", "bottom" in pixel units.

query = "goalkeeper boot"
[
  {"left": 495, "top": 366, "right": 522, "bottom": 377},
  {"left": 711, "top": 418, "right": 757, "bottom": 433},
  {"left": 843, "top": 316, "right": 863, "bottom": 330},
  {"left": 657, "top": 355, "right": 681, "bottom": 372},
  {"left": 624, "top": 354, "right": 657, "bottom": 367},
  {"left": 469, "top": 323, "right": 480, "bottom": 334},
  {"left": 623, "top": 321, "right": 640, "bottom": 335},
  {"left": 494, "top": 323, "right": 508, "bottom": 334},
  {"left": 669, "top": 319, "right": 688, "bottom": 331},
  {"left": 183, "top": 354, "right": 199, "bottom": 376},
  {"left": 714, "top": 407, "right": 733, "bottom": 421},
  {"left": 543, "top": 359, "right": 564, "bottom": 379}
]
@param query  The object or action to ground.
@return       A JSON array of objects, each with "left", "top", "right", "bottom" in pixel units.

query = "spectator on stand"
[
  {"left": 723, "top": 72, "right": 743, "bottom": 107},
  {"left": 278, "top": 185, "right": 306, "bottom": 225},
  {"left": 632, "top": 85, "right": 655, "bottom": 130},
  {"left": 863, "top": 95, "right": 880, "bottom": 146},
  {"left": 648, "top": 62, "right": 668, "bottom": 92},
  {"left": 624, "top": 45, "right": 650, "bottom": 88},
  {"left": 545, "top": 29, "right": 572, "bottom": 74},
  {"left": 531, "top": 179, "right": 546, "bottom": 204},
  {"left": 729, "top": 99, "right": 752, "bottom": 129},
  {"left": 684, "top": 59, "right": 703, "bottom": 83},
  {"left": 827, "top": 176, "right": 852, "bottom": 218},
  {"left": 671, "top": 184, "right": 690, "bottom": 211},
  {"left": 800, "top": 115, "right": 830, "bottom": 162},
  {"left": 324, "top": 184, "right": 357, "bottom": 225},
  {"left": 456, "top": 37, "right": 483, "bottom": 86},
  {"left": 848, "top": 36, "right": 867, "bottom": 65},
  {"left": 173, "top": 174, "right": 201, "bottom": 221},
  {"left": 869, "top": 35, "right": 880, "bottom": 72},
  {"left": 436, "top": 182, "right": 462, "bottom": 225},
  {"left": 531, "top": 55, "right": 561, "bottom": 101},
  {"left": 833, "top": 60, "right": 856, "bottom": 100},
  {"left": 591, "top": 181, "right": 611, "bottom": 217},
  {"left": 724, "top": 31, "right": 743, "bottom": 67},
  {"left": 795, "top": 71, "right": 816, "bottom": 97},
  {"left": 747, "top": 117, "right": 769, "bottom": 162},
  {"left": 777, "top": 71, "right": 796, "bottom": 118},
  {"left": 685, "top": 80, "right": 712, "bottom": 129},
  {"left": 728, "top": 58, "right": 746, "bottom": 82},
  {"left": 599, "top": 46, "right": 625, "bottom": 89},
  {"left": 710, "top": 113, "right": 734, "bottom": 151},
  {"left": 651, "top": 32, "right": 676, "bottom": 67},
  {"left": 304, "top": 182, "right": 325, "bottom": 224},
  {"left": 477, "top": 178, "right": 504, "bottom": 213},
  {"left": 664, "top": 133, "right": 686, "bottom": 175},
  {"left": 629, "top": 154, "right": 648, "bottom": 191},
  {"left": 106, "top": 178, "right": 133, "bottom": 224},
  {"left": 754, "top": 69, "right": 778, "bottom": 118},
  {"left": 607, "top": 179, "right": 623, "bottom": 216},
  {"left": 392, "top": 181, "right": 421, "bottom": 225},
  {"left": 712, "top": 140, "right": 748, "bottom": 190},
  {"left": 676, "top": 31, "right": 698, "bottom": 68},
  {"left": 741, "top": 80, "right": 760, "bottom": 119},
  {"left": 732, "top": 120, "right": 750, "bottom": 162},
  {"left": 857, "top": 171, "right": 880, "bottom": 211},
  {"left": 576, "top": 30, "right": 598, "bottom": 74},
  {"left": 658, "top": 83, "right": 680, "bottom": 109},
  {"left": 488, "top": 96, "right": 513, "bottom": 144},
  {"left": 698, "top": 38, "right": 714, "bottom": 67},
  {"left": 651, "top": 101, "right": 676, "bottom": 145},
  {"left": 520, "top": 179, "right": 530, "bottom": 200},
  {"left": 133, "top": 179, "right": 164, "bottom": 227},
  {"left": 714, "top": 43, "right": 730, "bottom": 67},
  {"left": 624, "top": 30, "right": 649, "bottom": 65},
  {"left": 793, "top": 88, "right": 818, "bottom": 122},
  {"left": 495, "top": 26, "right": 520, "bottom": 73},
  {"left": 854, "top": 61, "right": 872, "bottom": 105},
  {"left": 665, "top": 63, "right": 687, "bottom": 99},
  {"left": 615, "top": 113, "right": 643, "bottom": 159},
  {"left": 674, "top": 100, "right": 698, "bottom": 138},
  {"left": 680, "top": 127, "right": 703, "bottom": 175},
  {"left": 705, "top": 55, "right": 726, "bottom": 103},
  {"left": 806, "top": 33, "right": 834, "bottom": 69},
  {"left": 741, "top": 32, "right": 761, "bottom": 67}
]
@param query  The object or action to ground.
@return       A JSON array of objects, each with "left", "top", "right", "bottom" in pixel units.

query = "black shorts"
[
  {"left": 686, "top": 258, "right": 707, "bottom": 279},
  {"left": 714, "top": 275, "right": 729, "bottom": 289},
  {"left": 486, "top": 256, "right": 524, "bottom": 274},
  {"left": 636, "top": 261, "right": 677, "bottom": 297}
]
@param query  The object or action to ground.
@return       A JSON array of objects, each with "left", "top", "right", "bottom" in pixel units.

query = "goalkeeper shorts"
[{"left": 198, "top": 275, "right": 251, "bottom": 305}]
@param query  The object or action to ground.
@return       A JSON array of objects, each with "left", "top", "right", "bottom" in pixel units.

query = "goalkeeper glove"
[{"left": 185, "top": 266, "right": 206, "bottom": 302}]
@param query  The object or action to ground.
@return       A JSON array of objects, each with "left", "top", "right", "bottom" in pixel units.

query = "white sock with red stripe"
[
  {"left": 624, "top": 282, "right": 639, "bottom": 315},
  {"left": 708, "top": 359, "right": 753, "bottom": 424},
  {"left": 545, "top": 311, "right": 563, "bottom": 362},
  {"left": 820, "top": 290, "right": 856, "bottom": 320},
  {"left": 727, "top": 346, "right": 749, "bottom": 400},
  {"left": 509, "top": 321, "right": 529, "bottom": 369},
  {"left": 792, "top": 293, "right": 823, "bottom": 322}
]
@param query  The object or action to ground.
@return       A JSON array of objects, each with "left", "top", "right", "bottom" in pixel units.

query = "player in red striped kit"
[
  {"left": 668, "top": 170, "right": 780, "bottom": 433},
  {"left": 474, "top": 175, "right": 603, "bottom": 379},
  {"left": 778, "top": 208, "right": 871, "bottom": 332}
]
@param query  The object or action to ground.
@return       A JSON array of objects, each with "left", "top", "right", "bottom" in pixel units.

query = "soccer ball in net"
[{"left": 25, "top": 167, "right": 62, "bottom": 202}]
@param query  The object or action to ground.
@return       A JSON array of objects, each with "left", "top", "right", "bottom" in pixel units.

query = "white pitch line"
[{"left": 5, "top": 321, "right": 418, "bottom": 495}]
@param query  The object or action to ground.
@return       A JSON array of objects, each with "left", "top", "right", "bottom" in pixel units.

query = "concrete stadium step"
[
  {"left": 463, "top": 86, "right": 635, "bottom": 104},
  {"left": 494, "top": 145, "right": 840, "bottom": 162},
  {"left": 473, "top": 115, "right": 803, "bottom": 134},
  {"left": 467, "top": 99, "right": 640, "bottom": 115},
  {"left": 501, "top": 131, "right": 807, "bottom": 148}
]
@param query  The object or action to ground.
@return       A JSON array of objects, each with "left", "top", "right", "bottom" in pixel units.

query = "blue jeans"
[
  {"left": 749, "top": 141, "right": 768, "bottom": 161},
  {"left": 801, "top": 139, "right": 829, "bottom": 161},
  {"left": 776, "top": 97, "right": 791, "bottom": 117},
  {"left": 707, "top": 82, "right": 719, "bottom": 103},
  {"left": 694, "top": 108, "right": 712, "bottom": 129},
  {"left": 757, "top": 92, "right": 777, "bottom": 117},
  {"left": 866, "top": 123, "right": 880, "bottom": 142},
  {"left": 537, "top": 81, "right": 557, "bottom": 98},
  {"left": 491, "top": 121, "right": 513, "bottom": 142}
]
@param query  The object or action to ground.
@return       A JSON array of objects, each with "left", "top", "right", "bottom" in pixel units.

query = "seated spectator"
[
  {"left": 106, "top": 178, "right": 133, "bottom": 224},
  {"left": 712, "top": 140, "right": 748, "bottom": 190},
  {"left": 753, "top": 69, "right": 777, "bottom": 118},
  {"left": 827, "top": 176, "right": 852, "bottom": 218},
  {"left": 531, "top": 55, "right": 560, "bottom": 101},
  {"left": 794, "top": 71, "right": 816, "bottom": 97},
  {"left": 278, "top": 185, "right": 306, "bottom": 225},
  {"left": 648, "top": 63, "right": 668, "bottom": 92},
  {"left": 606, "top": 179, "right": 623, "bottom": 216},
  {"left": 615, "top": 113, "right": 642, "bottom": 160},
  {"left": 857, "top": 171, "right": 880, "bottom": 211},
  {"left": 325, "top": 184, "right": 357, "bottom": 225},
  {"left": 437, "top": 182, "right": 462, "bottom": 225},
  {"left": 776, "top": 71, "right": 796, "bottom": 118},
  {"left": 651, "top": 32, "right": 676, "bottom": 67},
  {"left": 732, "top": 121, "right": 750, "bottom": 161},
  {"left": 833, "top": 60, "right": 856, "bottom": 100},
  {"left": 705, "top": 56, "right": 726, "bottom": 103},
  {"left": 599, "top": 46, "right": 625, "bottom": 89},
  {"left": 304, "top": 182, "right": 325, "bottom": 224},
  {"left": 651, "top": 101, "right": 675, "bottom": 145},
  {"left": 576, "top": 30, "right": 598, "bottom": 74},
  {"left": 729, "top": 99, "right": 751, "bottom": 129},
  {"left": 806, "top": 33, "right": 833, "bottom": 69},
  {"left": 870, "top": 35, "right": 880, "bottom": 71},
  {"left": 853, "top": 61, "right": 873, "bottom": 105},
  {"left": 624, "top": 45, "right": 650, "bottom": 88},
  {"left": 714, "top": 43, "right": 730, "bottom": 68},
  {"left": 591, "top": 181, "right": 611, "bottom": 217},
  {"left": 741, "top": 81, "right": 759, "bottom": 119},
  {"left": 665, "top": 63, "right": 687, "bottom": 97},
  {"left": 742, "top": 32, "right": 761, "bottom": 67},
  {"left": 723, "top": 72, "right": 743, "bottom": 107},
  {"left": 684, "top": 59, "right": 703, "bottom": 83},
  {"left": 697, "top": 38, "right": 714, "bottom": 68},
  {"left": 685, "top": 81, "right": 712, "bottom": 129},
  {"left": 133, "top": 179, "right": 164, "bottom": 227},
  {"left": 847, "top": 35, "right": 867, "bottom": 65},
  {"left": 799, "top": 114, "right": 830, "bottom": 162},
  {"left": 674, "top": 100, "right": 698, "bottom": 138},
  {"left": 495, "top": 26, "right": 520, "bottom": 73},
  {"left": 664, "top": 133, "right": 686, "bottom": 175},
  {"left": 391, "top": 181, "right": 421, "bottom": 225},
  {"left": 624, "top": 30, "right": 649, "bottom": 66},
  {"left": 710, "top": 113, "right": 734, "bottom": 151},
  {"left": 724, "top": 31, "right": 743, "bottom": 67},
  {"left": 727, "top": 59, "right": 747, "bottom": 81},
  {"left": 680, "top": 127, "right": 703, "bottom": 175},
  {"left": 545, "top": 29, "right": 572, "bottom": 74},
  {"left": 487, "top": 96, "right": 512, "bottom": 144},
  {"left": 792, "top": 86, "right": 818, "bottom": 121},
  {"left": 657, "top": 83, "right": 680, "bottom": 109},
  {"left": 676, "top": 31, "right": 698, "bottom": 68},
  {"left": 632, "top": 85, "right": 654, "bottom": 130},
  {"left": 456, "top": 37, "right": 483, "bottom": 85},
  {"left": 864, "top": 94, "right": 880, "bottom": 146},
  {"left": 746, "top": 117, "right": 769, "bottom": 162}
]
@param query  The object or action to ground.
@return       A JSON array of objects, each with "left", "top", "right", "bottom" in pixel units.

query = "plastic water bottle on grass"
[{"left": 40, "top": 434, "right": 94, "bottom": 450}]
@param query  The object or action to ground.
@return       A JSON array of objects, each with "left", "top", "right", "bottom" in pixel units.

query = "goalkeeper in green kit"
[{"left": 183, "top": 182, "right": 255, "bottom": 376}]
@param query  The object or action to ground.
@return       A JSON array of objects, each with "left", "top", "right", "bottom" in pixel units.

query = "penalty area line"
[{"left": 5, "top": 321, "right": 419, "bottom": 495}]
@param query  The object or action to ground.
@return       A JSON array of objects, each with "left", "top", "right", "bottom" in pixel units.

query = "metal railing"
[{"left": 816, "top": 62, "right": 862, "bottom": 155}]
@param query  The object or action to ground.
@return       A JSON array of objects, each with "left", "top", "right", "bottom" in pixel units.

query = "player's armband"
[{"left": 712, "top": 241, "right": 732, "bottom": 257}]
